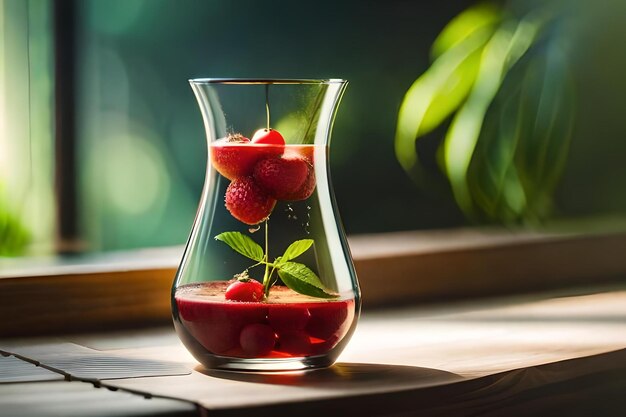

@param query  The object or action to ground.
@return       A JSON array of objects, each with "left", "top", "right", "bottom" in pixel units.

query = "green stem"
[
  {"left": 265, "top": 84, "right": 271, "bottom": 130},
  {"left": 262, "top": 219, "right": 271, "bottom": 295},
  {"left": 247, "top": 261, "right": 264, "bottom": 270},
  {"left": 267, "top": 264, "right": 279, "bottom": 288}
]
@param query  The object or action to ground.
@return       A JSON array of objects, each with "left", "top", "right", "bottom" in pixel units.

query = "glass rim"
[{"left": 188, "top": 78, "right": 347, "bottom": 85}]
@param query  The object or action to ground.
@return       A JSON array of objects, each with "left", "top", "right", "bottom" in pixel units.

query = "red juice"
[{"left": 174, "top": 282, "right": 356, "bottom": 359}]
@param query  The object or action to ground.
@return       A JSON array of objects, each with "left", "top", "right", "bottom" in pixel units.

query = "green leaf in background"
[
  {"left": 395, "top": 1, "right": 576, "bottom": 225},
  {"left": 278, "top": 262, "right": 337, "bottom": 299},
  {"left": 443, "top": 19, "right": 538, "bottom": 214},
  {"left": 281, "top": 239, "right": 313, "bottom": 262},
  {"left": 215, "top": 231, "right": 264, "bottom": 262},
  {"left": 465, "top": 69, "right": 529, "bottom": 223},
  {"left": 431, "top": 3, "right": 501, "bottom": 59},
  {"left": 514, "top": 39, "right": 575, "bottom": 220},
  {"left": 394, "top": 6, "right": 501, "bottom": 177},
  {"left": 0, "top": 199, "right": 31, "bottom": 257},
  {"left": 462, "top": 27, "right": 574, "bottom": 224}
]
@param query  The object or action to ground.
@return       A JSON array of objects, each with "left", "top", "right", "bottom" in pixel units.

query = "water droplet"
[
  {"left": 248, "top": 225, "right": 261, "bottom": 233},
  {"left": 306, "top": 205, "right": 311, "bottom": 210}
]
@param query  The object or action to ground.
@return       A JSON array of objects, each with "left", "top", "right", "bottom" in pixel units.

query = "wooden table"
[{"left": 2, "top": 285, "right": 626, "bottom": 416}]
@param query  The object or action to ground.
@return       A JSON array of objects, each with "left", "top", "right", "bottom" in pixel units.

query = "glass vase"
[{"left": 172, "top": 79, "right": 360, "bottom": 371}]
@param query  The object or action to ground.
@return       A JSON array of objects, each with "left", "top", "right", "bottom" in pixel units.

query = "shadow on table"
[
  {"left": 197, "top": 351, "right": 626, "bottom": 417},
  {"left": 199, "top": 361, "right": 462, "bottom": 388}
]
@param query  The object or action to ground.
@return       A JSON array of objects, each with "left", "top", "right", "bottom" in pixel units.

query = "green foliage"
[
  {"left": 278, "top": 262, "right": 337, "bottom": 299},
  {"left": 395, "top": 3, "right": 574, "bottom": 224},
  {"left": 215, "top": 232, "right": 336, "bottom": 299},
  {"left": 0, "top": 198, "right": 30, "bottom": 256},
  {"left": 466, "top": 39, "right": 575, "bottom": 222},
  {"left": 280, "top": 239, "right": 314, "bottom": 263},
  {"left": 395, "top": 4, "right": 503, "bottom": 178},
  {"left": 430, "top": 3, "right": 501, "bottom": 59},
  {"left": 215, "top": 232, "right": 264, "bottom": 262}
]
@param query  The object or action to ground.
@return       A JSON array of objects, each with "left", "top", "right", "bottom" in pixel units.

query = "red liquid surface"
[{"left": 175, "top": 282, "right": 355, "bottom": 359}]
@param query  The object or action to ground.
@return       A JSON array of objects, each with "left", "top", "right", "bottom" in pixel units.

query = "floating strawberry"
[
  {"left": 251, "top": 128, "right": 285, "bottom": 146},
  {"left": 225, "top": 177, "right": 276, "bottom": 225},
  {"left": 285, "top": 145, "right": 314, "bottom": 165},
  {"left": 225, "top": 275, "right": 265, "bottom": 302},
  {"left": 211, "top": 133, "right": 282, "bottom": 180},
  {"left": 253, "top": 155, "right": 310, "bottom": 200},
  {"left": 281, "top": 161, "right": 316, "bottom": 201}
]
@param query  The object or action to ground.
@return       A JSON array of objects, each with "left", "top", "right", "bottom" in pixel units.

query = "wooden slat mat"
[
  {"left": 0, "top": 381, "right": 197, "bottom": 417},
  {"left": 0, "top": 342, "right": 191, "bottom": 381},
  {"left": 0, "top": 355, "right": 63, "bottom": 383}
]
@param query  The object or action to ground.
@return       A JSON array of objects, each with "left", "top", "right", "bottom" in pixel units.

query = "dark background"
[{"left": 3, "top": 0, "right": 626, "bottom": 254}]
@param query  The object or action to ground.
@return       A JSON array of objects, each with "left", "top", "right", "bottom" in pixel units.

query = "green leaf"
[
  {"left": 443, "top": 20, "right": 538, "bottom": 214},
  {"left": 465, "top": 79, "right": 529, "bottom": 223},
  {"left": 394, "top": 27, "right": 492, "bottom": 175},
  {"left": 215, "top": 231, "right": 264, "bottom": 262},
  {"left": 457, "top": 20, "right": 573, "bottom": 225},
  {"left": 431, "top": 3, "right": 501, "bottom": 59},
  {"left": 277, "top": 262, "right": 337, "bottom": 299},
  {"left": 281, "top": 239, "right": 314, "bottom": 262},
  {"left": 394, "top": 3, "right": 503, "bottom": 178},
  {"left": 0, "top": 195, "right": 30, "bottom": 257},
  {"left": 513, "top": 40, "right": 575, "bottom": 220}
]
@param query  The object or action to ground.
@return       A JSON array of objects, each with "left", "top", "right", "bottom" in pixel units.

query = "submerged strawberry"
[
  {"left": 239, "top": 323, "right": 276, "bottom": 356},
  {"left": 268, "top": 305, "right": 311, "bottom": 331},
  {"left": 225, "top": 177, "right": 276, "bottom": 225},
  {"left": 211, "top": 133, "right": 282, "bottom": 180},
  {"left": 277, "top": 330, "right": 312, "bottom": 355},
  {"left": 253, "top": 155, "right": 310, "bottom": 200}
]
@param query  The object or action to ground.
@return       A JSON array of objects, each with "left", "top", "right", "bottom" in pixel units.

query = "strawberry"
[
  {"left": 268, "top": 305, "right": 310, "bottom": 331},
  {"left": 253, "top": 155, "right": 310, "bottom": 200},
  {"left": 285, "top": 145, "right": 314, "bottom": 165},
  {"left": 282, "top": 161, "right": 316, "bottom": 201},
  {"left": 211, "top": 133, "right": 282, "bottom": 180},
  {"left": 251, "top": 128, "right": 285, "bottom": 146},
  {"left": 225, "top": 177, "right": 276, "bottom": 224},
  {"left": 177, "top": 296, "right": 267, "bottom": 355},
  {"left": 239, "top": 323, "right": 276, "bottom": 356},
  {"left": 277, "top": 330, "right": 312, "bottom": 355},
  {"left": 306, "top": 303, "right": 350, "bottom": 340},
  {"left": 225, "top": 278, "right": 264, "bottom": 302}
]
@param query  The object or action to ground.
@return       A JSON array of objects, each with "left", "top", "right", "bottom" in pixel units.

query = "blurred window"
[{"left": 1, "top": 0, "right": 626, "bottom": 259}]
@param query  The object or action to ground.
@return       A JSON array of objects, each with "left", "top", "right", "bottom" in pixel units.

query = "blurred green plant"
[
  {"left": 395, "top": 2, "right": 575, "bottom": 224},
  {"left": 0, "top": 192, "right": 31, "bottom": 256}
]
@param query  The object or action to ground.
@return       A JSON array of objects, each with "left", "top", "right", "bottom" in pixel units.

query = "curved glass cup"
[{"left": 172, "top": 79, "right": 360, "bottom": 371}]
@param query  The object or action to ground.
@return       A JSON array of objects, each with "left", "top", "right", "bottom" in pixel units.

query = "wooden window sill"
[{"left": 1, "top": 228, "right": 625, "bottom": 336}]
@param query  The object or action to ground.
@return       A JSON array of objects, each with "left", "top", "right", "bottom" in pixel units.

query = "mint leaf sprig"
[{"left": 215, "top": 230, "right": 337, "bottom": 299}]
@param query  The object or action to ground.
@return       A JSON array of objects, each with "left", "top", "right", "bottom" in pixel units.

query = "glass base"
[
  {"left": 197, "top": 353, "right": 336, "bottom": 372},
  {"left": 174, "top": 318, "right": 350, "bottom": 372}
]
